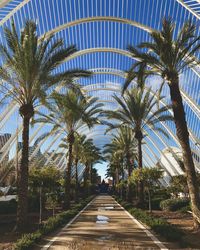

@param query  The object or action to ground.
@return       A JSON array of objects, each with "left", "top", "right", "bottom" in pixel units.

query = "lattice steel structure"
[{"left": 0, "top": 0, "right": 199, "bottom": 179}]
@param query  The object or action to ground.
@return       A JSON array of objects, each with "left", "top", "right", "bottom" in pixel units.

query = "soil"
[
  {"left": 151, "top": 210, "right": 200, "bottom": 249},
  {"left": 0, "top": 209, "right": 60, "bottom": 250}
]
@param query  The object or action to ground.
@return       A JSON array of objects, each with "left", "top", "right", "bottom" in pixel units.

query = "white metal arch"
[
  {"left": 82, "top": 76, "right": 195, "bottom": 149},
  {"left": 65, "top": 49, "right": 200, "bottom": 118},
  {"left": 85, "top": 67, "right": 200, "bottom": 146}
]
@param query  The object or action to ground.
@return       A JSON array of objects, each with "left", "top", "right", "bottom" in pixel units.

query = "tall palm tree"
[
  {"left": 60, "top": 133, "right": 98, "bottom": 201},
  {"left": 105, "top": 87, "right": 172, "bottom": 204},
  {"left": 104, "top": 126, "right": 136, "bottom": 201},
  {"left": 72, "top": 133, "right": 88, "bottom": 202},
  {"left": 123, "top": 18, "right": 200, "bottom": 226},
  {"left": 81, "top": 140, "right": 102, "bottom": 197},
  {"left": 113, "top": 126, "right": 137, "bottom": 201},
  {"left": 0, "top": 20, "right": 91, "bottom": 230},
  {"left": 103, "top": 139, "right": 125, "bottom": 196},
  {"left": 36, "top": 90, "right": 103, "bottom": 208}
]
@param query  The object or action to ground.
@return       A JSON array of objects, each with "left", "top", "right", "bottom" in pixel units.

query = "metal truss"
[
  {"left": 176, "top": 0, "right": 200, "bottom": 19},
  {"left": 85, "top": 67, "right": 200, "bottom": 147}
]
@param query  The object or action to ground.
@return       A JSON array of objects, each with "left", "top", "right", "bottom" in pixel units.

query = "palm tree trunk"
[
  {"left": 126, "top": 153, "right": 132, "bottom": 202},
  {"left": 116, "top": 167, "right": 119, "bottom": 195},
  {"left": 137, "top": 135, "right": 144, "bottom": 205},
  {"left": 90, "top": 164, "right": 93, "bottom": 184},
  {"left": 64, "top": 134, "right": 74, "bottom": 209},
  {"left": 75, "top": 158, "right": 79, "bottom": 202},
  {"left": 147, "top": 188, "right": 151, "bottom": 213},
  {"left": 84, "top": 163, "right": 89, "bottom": 197},
  {"left": 17, "top": 115, "right": 30, "bottom": 231},
  {"left": 169, "top": 79, "right": 200, "bottom": 228}
]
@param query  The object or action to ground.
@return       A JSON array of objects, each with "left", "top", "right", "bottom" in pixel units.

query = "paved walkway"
[{"left": 40, "top": 195, "right": 171, "bottom": 250}]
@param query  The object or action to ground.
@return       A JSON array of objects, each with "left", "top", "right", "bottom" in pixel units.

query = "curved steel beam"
[
  {"left": 0, "top": 103, "right": 17, "bottom": 130},
  {"left": 2, "top": 7, "right": 199, "bottom": 75},
  {"left": 43, "top": 16, "right": 152, "bottom": 39},
  {"left": 67, "top": 49, "right": 200, "bottom": 120},
  {"left": 66, "top": 47, "right": 133, "bottom": 61},
  {"left": 82, "top": 81, "right": 180, "bottom": 146},
  {"left": 86, "top": 67, "right": 200, "bottom": 146},
  {"left": 40, "top": 17, "right": 200, "bottom": 74},
  {"left": 176, "top": 0, "right": 200, "bottom": 20},
  {"left": 0, "top": 0, "right": 31, "bottom": 26},
  {"left": 91, "top": 68, "right": 200, "bottom": 118}
]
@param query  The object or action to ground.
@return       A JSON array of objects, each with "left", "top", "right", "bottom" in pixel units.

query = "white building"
[{"left": 158, "top": 147, "right": 200, "bottom": 185}]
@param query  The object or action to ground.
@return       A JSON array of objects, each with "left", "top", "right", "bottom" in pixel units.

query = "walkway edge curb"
[
  {"left": 114, "top": 198, "right": 169, "bottom": 250},
  {"left": 41, "top": 197, "right": 96, "bottom": 250}
]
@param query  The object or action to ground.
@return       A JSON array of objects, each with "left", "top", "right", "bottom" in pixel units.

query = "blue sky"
[{"left": 94, "top": 162, "right": 108, "bottom": 180}]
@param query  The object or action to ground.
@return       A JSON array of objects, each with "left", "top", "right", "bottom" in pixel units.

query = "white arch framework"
[{"left": 0, "top": 0, "right": 199, "bottom": 179}]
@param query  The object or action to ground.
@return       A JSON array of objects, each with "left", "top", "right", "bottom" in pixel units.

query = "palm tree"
[
  {"left": 104, "top": 126, "right": 137, "bottom": 201},
  {"left": 103, "top": 139, "right": 125, "bottom": 197},
  {"left": 36, "top": 90, "right": 103, "bottom": 208},
  {"left": 105, "top": 163, "right": 117, "bottom": 190},
  {"left": 105, "top": 87, "right": 172, "bottom": 204},
  {"left": 123, "top": 18, "right": 200, "bottom": 227},
  {"left": 72, "top": 133, "right": 88, "bottom": 202},
  {"left": 80, "top": 140, "right": 102, "bottom": 197},
  {"left": 0, "top": 20, "right": 91, "bottom": 230},
  {"left": 60, "top": 133, "right": 98, "bottom": 201},
  {"left": 114, "top": 127, "right": 137, "bottom": 201}
]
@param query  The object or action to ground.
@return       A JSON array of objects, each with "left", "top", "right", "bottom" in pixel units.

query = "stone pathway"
[{"left": 39, "top": 195, "right": 175, "bottom": 250}]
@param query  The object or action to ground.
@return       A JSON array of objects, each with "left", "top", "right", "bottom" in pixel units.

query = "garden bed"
[
  {"left": 0, "top": 196, "right": 94, "bottom": 250},
  {"left": 115, "top": 196, "right": 200, "bottom": 249},
  {"left": 0, "top": 210, "right": 56, "bottom": 250},
  {"left": 151, "top": 210, "right": 200, "bottom": 249}
]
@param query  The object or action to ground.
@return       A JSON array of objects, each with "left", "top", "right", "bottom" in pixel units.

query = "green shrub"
[
  {"left": 178, "top": 204, "right": 191, "bottom": 213},
  {"left": 160, "top": 198, "right": 189, "bottom": 211},
  {"left": 151, "top": 198, "right": 163, "bottom": 210},
  {"left": 0, "top": 199, "right": 17, "bottom": 214},
  {"left": 15, "top": 231, "right": 42, "bottom": 250},
  {"left": 120, "top": 201, "right": 133, "bottom": 210},
  {"left": 128, "top": 207, "right": 183, "bottom": 242}
]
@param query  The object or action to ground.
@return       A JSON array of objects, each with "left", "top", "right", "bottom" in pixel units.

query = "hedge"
[
  {"left": 160, "top": 198, "right": 190, "bottom": 211},
  {"left": 115, "top": 197, "right": 185, "bottom": 243},
  {"left": 0, "top": 199, "right": 17, "bottom": 214},
  {"left": 14, "top": 196, "right": 94, "bottom": 250},
  {"left": 128, "top": 207, "right": 183, "bottom": 242}
]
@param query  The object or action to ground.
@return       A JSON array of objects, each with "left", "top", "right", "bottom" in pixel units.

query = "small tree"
[
  {"left": 169, "top": 174, "right": 200, "bottom": 198},
  {"left": 46, "top": 193, "right": 59, "bottom": 216},
  {"left": 131, "top": 167, "right": 163, "bottom": 212},
  {"left": 29, "top": 166, "right": 61, "bottom": 222},
  {"left": 169, "top": 175, "right": 188, "bottom": 198}
]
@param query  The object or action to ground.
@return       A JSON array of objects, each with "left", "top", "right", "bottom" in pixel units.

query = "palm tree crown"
[
  {"left": 105, "top": 87, "right": 172, "bottom": 140},
  {"left": 35, "top": 89, "right": 103, "bottom": 207},
  {"left": 0, "top": 20, "right": 91, "bottom": 110}
]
